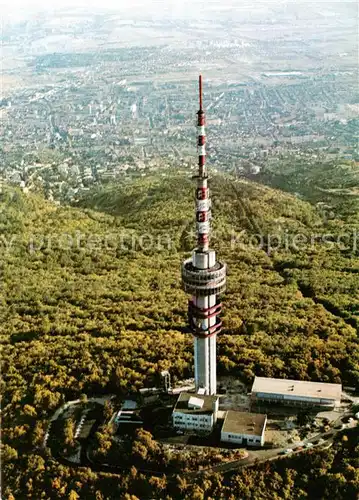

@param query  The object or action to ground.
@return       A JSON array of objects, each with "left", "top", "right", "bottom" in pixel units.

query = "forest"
[
  {"left": 258, "top": 157, "right": 359, "bottom": 224},
  {"left": 1, "top": 170, "right": 358, "bottom": 499}
]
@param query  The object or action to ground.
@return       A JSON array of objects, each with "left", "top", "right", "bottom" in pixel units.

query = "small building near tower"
[
  {"left": 221, "top": 410, "right": 267, "bottom": 447},
  {"left": 172, "top": 392, "right": 219, "bottom": 432}
]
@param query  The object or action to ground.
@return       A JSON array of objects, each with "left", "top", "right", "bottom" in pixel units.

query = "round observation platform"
[{"left": 181, "top": 258, "right": 226, "bottom": 296}]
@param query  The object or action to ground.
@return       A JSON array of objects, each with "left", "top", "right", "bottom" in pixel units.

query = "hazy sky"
[
  {"left": 1, "top": 0, "right": 356, "bottom": 25},
  {"left": 1, "top": 0, "right": 351, "bottom": 14},
  {"left": 0, "top": 0, "right": 267, "bottom": 21}
]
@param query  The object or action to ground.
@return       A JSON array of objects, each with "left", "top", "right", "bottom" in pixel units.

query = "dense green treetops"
[{"left": 1, "top": 171, "right": 358, "bottom": 499}]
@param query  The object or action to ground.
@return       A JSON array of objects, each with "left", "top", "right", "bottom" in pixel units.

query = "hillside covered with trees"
[
  {"left": 258, "top": 157, "right": 359, "bottom": 224},
  {"left": 1, "top": 172, "right": 358, "bottom": 499}
]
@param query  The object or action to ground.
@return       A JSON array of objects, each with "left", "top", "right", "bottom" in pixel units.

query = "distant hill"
[
  {"left": 2, "top": 172, "right": 358, "bottom": 386},
  {"left": 2, "top": 172, "right": 359, "bottom": 499},
  {"left": 258, "top": 158, "right": 359, "bottom": 224}
]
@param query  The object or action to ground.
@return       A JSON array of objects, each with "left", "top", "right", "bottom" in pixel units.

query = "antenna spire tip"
[{"left": 199, "top": 74, "right": 203, "bottom": 110}]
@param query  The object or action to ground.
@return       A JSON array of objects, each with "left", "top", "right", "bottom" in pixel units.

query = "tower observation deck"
[{"left": 181, "top": 75, "right": 226, "bottom": 396}]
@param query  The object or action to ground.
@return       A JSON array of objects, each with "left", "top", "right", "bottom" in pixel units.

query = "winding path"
[{"left": 45, "top": 398, "right": 354, "bottom": 479}]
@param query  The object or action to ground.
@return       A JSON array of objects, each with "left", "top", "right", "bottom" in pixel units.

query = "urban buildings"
[
  {"left": 251, "top": 377, "right": 342, "bottom": 409},
  {"left": 2, "top": 9, "right": 358, "bottom": 206}
]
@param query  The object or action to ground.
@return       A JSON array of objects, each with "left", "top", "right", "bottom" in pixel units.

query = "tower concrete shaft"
[{"left": 181, "top": 75, "right": 226, "bottom": 396}]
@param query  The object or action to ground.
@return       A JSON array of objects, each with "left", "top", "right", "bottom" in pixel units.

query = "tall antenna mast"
[
  {"left": 181, "top": 75, "right": 227, "bottom": 396},
  {"left": 196, "top": 74, "right": 208, "bottom": 248}
]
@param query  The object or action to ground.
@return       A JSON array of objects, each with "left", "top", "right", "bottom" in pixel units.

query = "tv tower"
[{"left": 181, "top": 75, "right": 226, "bottom": 395}]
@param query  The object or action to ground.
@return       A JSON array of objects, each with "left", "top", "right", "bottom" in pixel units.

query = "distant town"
[{"left": 1, "top": 8, "right": 358, "bottom": 204}]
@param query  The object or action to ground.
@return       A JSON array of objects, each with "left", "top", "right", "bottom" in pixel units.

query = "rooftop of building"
[
  {"left": 173, "top": 392, "right": 218, "bottom": 415},
  {"left": 122, "top": 399, "right": 138, "bottom": 410},
  {"left": 251, "top": 376, "right": 342, "bottom": 401},
  {"left": 222, "top": 410, "right": 267, "bottom": 436}
]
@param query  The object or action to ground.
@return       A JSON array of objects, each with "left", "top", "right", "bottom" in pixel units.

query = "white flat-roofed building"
[
  {"left": 251, "top": 377, "right": 342, "bottom": 409},
  {"left": 172, "top": 392, "right": 219, "bottom": 432},
  {"left": 221, "top": 410, "right": 267, "bottom": 447}
]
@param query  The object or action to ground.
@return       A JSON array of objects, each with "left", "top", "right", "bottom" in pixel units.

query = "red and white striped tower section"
[{"left": 181, "top": 75, "right": 226, "bottom": 395}]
